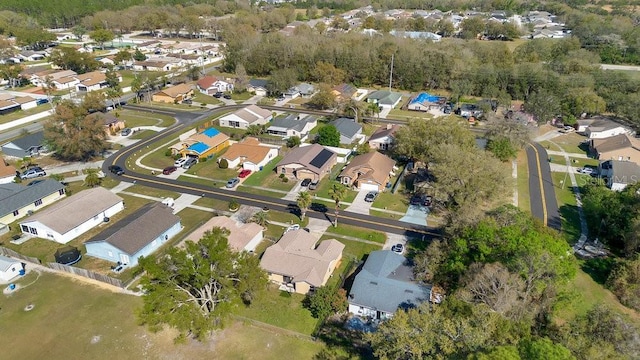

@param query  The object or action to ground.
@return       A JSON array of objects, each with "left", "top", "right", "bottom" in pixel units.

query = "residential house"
[
  {"left": 367, "top": 90, "right": 403, "bottom": 110},
  {"left": 218, "top": 105, "right": 272, "bottom": 129},
  {"left": 283, "top": 86, "right": 301, "bottom": 99},
  {"left": 332, "top": 83, "right": 358, "bottom": 102},
  {"left": 1, "top": 131, "right": 46, "bottom": 158},
  {"left": 407, "top": 92, "right": 446, "bottom": 111},
  {"left": 52, "top": 75, "right": 80, "bottom": 90},
  {"left": 0, "top": 255, "right": 23, "bottom": 282},
  {"left": 598, "top": 160, "right": 640, "bottom": 191},
  {"left": 185, "top": 215, "right": 263, "bottom": 253},
  {"left": 0, "top": 159, "right": 17, "bottom": 184},
  {"left": 196, "top": 75, "right": 234, "bottom": 95},
  {"left": 296, "top": 83, "right": 315, "bottom": 97},
  {"left": 247, "top": 79, "right": 268, "bottom": 97},
  {"left": 369, "top": 124, "right": 401, "bottom": 151},
  {"left": 0, "top": 100, "right": 20, "bottom": 115},
  {"left": 85, "top": 203, "right": 181, "bottom": 267},
  {"left": 329, "top": 117, "right": 363, "bottom": 144},
  {"left": 266, "top": 113, "right": 318, "bottom": 141},
  {"left": 577, "top": 118, "right": 631, "bottom": 139},
  {"left": 260, "top": 229, "right": 344, "bottom": 294},
  {"left": 348, "top": 250, "right": 431, "bottom": 320},
  {"left": 217, "top": 137, "right": 278, "bottom": 172},
  {"left": 18, "top": 51, "right": 46, "bottom": 62},
  {"left": 76, "top": 71, "right": 121, "bottom": 92},
  {"left": 169, "top": 127, "right": 230, "bottom": 159},
  {"left": 86, "top": 112, "right": 126, "bottom": 136},
  {"left": 338, "top": 151, "right": 395, "bottom": 192},
  {"left": 133, "top": 58, "right": 183, "bottom": 72},
  {"left": 590, "top": 134, "right": 640, "bottom": 164},
  {"left": 12, "top": 96, "right": 38, "bottom": 111},
  {"left": 276, "top": 144, "right": 338, "bottom": 181},
  {"left": 152, "top": 83, "right": 194, "bottom": 103},
  {"left": 28, "top": 69, "right": 77, "bottom": 88},
  {"left": 18, "top": 187, "right": 124, "bottom": 244},
  {"left": 0, "top": 180, "right": 66, "bottom": 226},
  {"left": 389, "top": 30, "right": 442, "bottom": 42}
]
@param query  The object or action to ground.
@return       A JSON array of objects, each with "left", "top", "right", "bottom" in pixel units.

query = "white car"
[
  {"left": 578, "top": 167, "right": 594, "bottom": 175},
  {"left": 174, "top": 157, "right": 187, "bottom": 167},
  {"left": 284, "top": 224, "right": 300, "bottom": 234}
]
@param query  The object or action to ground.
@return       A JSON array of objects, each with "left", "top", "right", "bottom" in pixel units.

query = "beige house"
[
  {"left": 152, "top": 83, "right": 194, "bottom": 103},
  {"left": 218, "top": 105, "right": 272, "bottom": 130},
  {"left": 185, "top": 215, "right": 263, "bottom": 252},
  {"left": 86, "top": 112, "right": 125, "bottom": 136},
  {"left": 368, "top": 124, "right": 401, "bottom": 151},
  {"left": 338, "top": 151, "right": 396, "bottom": 192},
  {"left": 276, "top": 144, "right": 337, "bottom": 181},
  {"left": 0, "top": 180, "right": 66, "bottom": 226},
  {"left": 590, "top": 134, "right": 640, "bottom": 165},
  {"left": 218, "top": 137, "right": 278, "bottom": 172},
  {"left": 260, "top": 229, "right": 344, "bottom": 294}
]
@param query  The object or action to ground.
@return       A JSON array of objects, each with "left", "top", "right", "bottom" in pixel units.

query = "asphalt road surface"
[
  {"left": 526, "top": 143, "right": 561, "bottom": 230},
  {"left": 104, "top": 105, "right": 442, "bottom": 239}
]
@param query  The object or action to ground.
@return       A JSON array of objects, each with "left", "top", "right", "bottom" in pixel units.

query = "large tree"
[
  {"left": 43, "top": 100, "right": 109, "bottom": 161},
  {"left": 90, "top": 28, "right": 115, "bottom": 49},
  {"left": 317, "top": 125, "right": 340, "bottom": 147},
  {"left": 296, "top": 191, "right": 312, "bottom": 221},
  {"left": 328, "top": 183, "right": 347, "bottom": 227},
  {"left": 49, "top": 47, "right": 99, "bottom": 74},
  {"left": 138, "top": 228, "right": 267, "bottom": 342}
]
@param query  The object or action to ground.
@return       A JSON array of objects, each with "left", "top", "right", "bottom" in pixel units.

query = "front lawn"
[
  {"left": 234, "top": 287, "right": 319, "bottom": 335},
  {"left": 241, "top": 156, "right": 296, "bottom": 192},
  {"left": 0, "top": 106, "right": 51, "bottom": 125},
  {"left": 372, "top": 190, "right": 408, "bottom": 213},
  {"left": 125, "top": 184, "right": 181, "bottom": 199},
  {"left": 313, "top": 179, "right": 358, "bottom": 204},
  {"left": 193, "top": 92, "right": 223, "bottom": 105},
  {"left": 129, "top": 129, "right": 156, "bottom": 139},
  {"left": 546, "top": 133, "right": 588, "bottom": 155},
  {"left": 231, "top": 91, "right": 254, "bottom": 101},
  {"left": 186, "top": 159, "right": 240, "bottom": 181},
  {"left": 116, "top": 109, "right": 176, "bottom": 128},
  {"left": 327, "top": 223, "right": 386, "bottom": 244}
]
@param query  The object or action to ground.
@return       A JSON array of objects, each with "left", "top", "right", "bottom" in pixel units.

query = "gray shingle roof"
[
  {"left": 0, "top": 180, "right": 65, "bottom": 218},
  {"left": 85, "top": 202, "right": 180, "bottom": 255},
  {"left": 610, "top": 160, "right": 640, "bottom": 185},
  {"left": 348, "top": 250, "right": 431, "bottom": 314},
  {"left": 249, "top": 79, "right": 268, "bottom": 89},
  {"left": 330, "top": 118, "right": 362, "bottom": 138},
  {"left": 367, "top": 90, "right": 402, "bottom": 106},
  {"left": 269, "top": 114, "right": 317, "bottom": 132},
  {"left": 2, "top": 131, "right": 45, "bottom": 151}
]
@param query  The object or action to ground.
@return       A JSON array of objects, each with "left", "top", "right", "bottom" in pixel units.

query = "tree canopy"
[
  {"left": 138, "top": 228, "right": 267, "bottom": 342},
  {"left": 317, "top": 125, "right": 340, "bottom": 147}
]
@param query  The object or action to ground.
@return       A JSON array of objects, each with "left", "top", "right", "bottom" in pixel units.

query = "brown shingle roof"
[
  {"left": 86, "top": 112, "right": 120, "bottom": 126},
  {"left": 221, "top": 137, "right": 273, "bottom": 165},
  {"left": 185, "top": 216, "right": 262, "bottom": 251},
  {"left": 22, "top": 187, "right": 123, "bottom": 235},
  {"left": 158, "top": 83, "right": 193, "bottom": 98},
  {"left": 592, "top": 134, "right": 640, "bottom": 154},
  {"left": 277, "top": 144, "right": 337, "bottom": 175},
  {"left": 85, "top": 202, "right": 180, "bottom": 255},
  {"left": 339, "top": 151, "right": 395, "bottom": 186},
  {"left": 13, "top": 96, "right": 36, "bottom": 104},
  {"left": 260, "top": 229, "right": 344, "bottom": 287},
  {"left": 197, "top": 75, "right": 219, "bottom": 89}
]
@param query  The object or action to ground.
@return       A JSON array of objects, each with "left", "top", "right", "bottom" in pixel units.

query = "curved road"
[
  {"left": 104, "top": 104, "right": 442, "bottom": 239},
  {"left": 526, "top": 142, "right": 561, "bottom": 230}
]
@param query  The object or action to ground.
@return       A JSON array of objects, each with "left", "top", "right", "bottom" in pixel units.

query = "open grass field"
[
  {"left": 116, "top": 109, "right": 177, "bottom": 128},
  {"left": 0, "top": 272, "right": 326, "bottom": 360}
]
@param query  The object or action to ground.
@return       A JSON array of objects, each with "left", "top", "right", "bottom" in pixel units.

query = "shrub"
[
  {"left": 165, "top": 149, "right": 173, "bottom": 157},
  {"left": 282, "top": 177, "right": 289, "bottom": 183},
  {"left": 228, "top": 199, "right": 239, "bottom": 211},
  {"left": 279, "top": 173, "right": 285, "bottom": 179},
  {"left": 219, "top": 158, "right": 228, "bottom": 169}
]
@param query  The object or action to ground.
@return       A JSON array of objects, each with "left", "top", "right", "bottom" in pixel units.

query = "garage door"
[{"left": 360, "top": 183, "right": 379, "bottom": 192}]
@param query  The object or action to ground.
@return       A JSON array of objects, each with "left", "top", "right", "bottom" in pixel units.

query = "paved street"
[{"left": 526, "top": 143, "right": 561, "bottom": 230}]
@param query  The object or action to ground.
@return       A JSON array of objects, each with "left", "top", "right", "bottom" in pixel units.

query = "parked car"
[
  {"left": 578, "top": 167, "right": 594, "bottom": 175},
  {"left": 223, "top": 94, "right": 232, "bottom": 99},
  {"left": 162, "top": 166, "right": 177, "bottom": 175},
  {"left": 213, "top": 91, "right": 223, "bottom": 98},
  {"left": 238, "top": 169, "right": 252, "bottom": 178},
  {"left": 182, "top": 99, "right": 192, "bottom": 104},
  {"left": 182, "top": 157, "right": 197, "bottom": 169},
  {"left": 226, "top": 178, "right": 240, "bottom": 188},
  {"left": 309, "top": 180, "right": 319, "bottom": 190},
  {"left": 424, "top": 195, "right": 433, "bottom": 207},
  {"left": 301, "top": 178, "right": 312, "bottom": 187},
  {"left": 364, "top": 191, "right": 378, "bottom": 203},
  {"left": 284, "top": 224, "right": 300, "bottom": 234},
  {"left": 121, "top": 128, "right": 132, "bottom": 136},
  {"left": 174, "top": 157, "right": 187, "bottom": 167},
  {"left": 20, "top": 167, "right": 46, "bottom": 179},
  {"left": 108, "top": 165, "right": 124, "bottom": 175},
  {"left": 391, "top": 244, "right": 404, "bottom": 254}
]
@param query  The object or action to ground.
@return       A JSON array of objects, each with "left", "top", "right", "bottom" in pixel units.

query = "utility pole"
[{"left": 389, "top": 53, "right": 394, "bottom": 91}]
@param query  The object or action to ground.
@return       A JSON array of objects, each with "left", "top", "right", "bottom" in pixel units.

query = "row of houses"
[
  {"left": 0, "top": 93, "right": 40, "bottom": 115},
  {"left": 25, "top": 68, "right": 121, "bottom": 92}
]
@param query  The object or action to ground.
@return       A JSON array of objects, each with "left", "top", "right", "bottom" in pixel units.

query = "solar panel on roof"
[{"left": 309, "top": 149, "right": 333, "bottom": 169}]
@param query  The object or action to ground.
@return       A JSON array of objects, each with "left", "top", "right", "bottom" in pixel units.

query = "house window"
[
  {"left": 13, "top": 210, "right": 19, "bottom": 216},
  {"left": 229, "top": 121, "right": 240, "bottom": 128},
  {"left": 59, "top": 189, "right": 65, "bottom": 195},
  {"left": 283, "top": 275, "right": 293, "bottom": 284},
  {"left": 29, "top": 227, "right": 37, "bottom": 235},
  {"left": 280, "top": 167, "right": 286, "bottom": 174},
  {"left": 21, "top": 225, "right": 28, "bottom": 232},
  {"left": 34, "top": 199, "right": 42, "bottom": 206}
]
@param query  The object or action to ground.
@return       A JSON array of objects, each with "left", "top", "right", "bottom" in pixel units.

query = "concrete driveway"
[
  {"left": 283, "top": 180, "right": 304, "bottom": 201},
  {"left": 345, "top": 189, "right": 374, "bottom": 215},
  {"left": 399, "top": 204, "right": 428, "bottom": 226}
]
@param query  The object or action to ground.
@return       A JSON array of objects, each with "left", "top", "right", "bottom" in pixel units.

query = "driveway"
[
  {"left": 345, "top": 189, "right": 374, "bottom": 215},
  {"left": 383, "top": 233, "right": 409, "bottom": 252},
  {"left": 283, "top": 180, "right": 304, "bottom": 201},
  {"left": 399, "top": 204, "right": 428, "bottom": 226}
]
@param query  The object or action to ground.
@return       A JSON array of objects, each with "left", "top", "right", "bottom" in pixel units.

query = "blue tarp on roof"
[
  {"left": 188, "top": 142, "right": 209, "bottom": 154},
  {"left": 202, "top": 128, "right": 220, "bottom": 137},
  {"left": 410, "top": 92, "right": 442, "bottom": 105}
]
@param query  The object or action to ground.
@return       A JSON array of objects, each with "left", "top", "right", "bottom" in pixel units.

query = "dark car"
[
  {"left": 182, "top": 98, "right": 192, "bottom": 104},
  {"left": 162, "top": 166, "right": 177, "bottom": 175},
  {"left": 364, "top": 191, "right": 378, "bottom": 203},
  {"left": 108, "top": 165, "right": 124, "bottom": 175},
  {"left": 213, "top": 92, "right": 223, "bottom": 98},
  {"left": 424, "top": 195, "right": 433, "bottom": 207},
  {"left": 411, "top": 194, "right": 431, "bottom": 206},
  {"left": 301, "top": 178, "right": 312, "bottom": 187},
  {"left": 223, "top": 94, "right": 232, "bottom": 99},
  {"left": 121, "top": 128, "right": 132, "bottom": 136}
]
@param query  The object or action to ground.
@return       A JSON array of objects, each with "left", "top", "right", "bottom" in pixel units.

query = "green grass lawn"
[
  {"left": 327, "top": 223, "right": 386, "bottom": 244},
  {"left": 129, "top": 129, "right": 156, "bottom": 140},
  {"left": 241, "top": 156, "right": 295, "bottom": 192},
  {"left": 0, "top": 106, "right": 51, "bottom": 125},
  {"left": 116, "top": 109, "right": 176, "bottom": 128},
  {"left": 177, "top": 175, "right": 226, "bottom": 188},
  {"left": 372, "top": 190, "right": 408, "bottom": 213},
  {"left": 234, "top": 287, "right": 319, "bottom": 335},
  {"left": 191, "top": 196, "right": 230, "bottom": 210},
  {"left": 138, "top": 141, "right": 179, "bottom": 169},
  {"left": 323, "top": 235, "right": 382, "bottom": 261},
  {"left": 125, "top": 184, "right": 181, "bottom": 199},
  {"left": 186, "top": 159, "right": 240, "bottom": 180},
  {"left": 237, "top": 185, "right": 288, "bottom": 198},
  {"left": 312, "top": 179, "right": 358, "bottom": 204},
  {"left": 192, "top": 93, "right": 223, "bottom": 106},
  {"left": 548, "top": 133, "right": 589, "bottom": 155},
  {"left": 517, "top": 151, "right": 531, "bottom": 213},
  {"left": 231, "top": 91, "right": 254, "bottom": 101}
]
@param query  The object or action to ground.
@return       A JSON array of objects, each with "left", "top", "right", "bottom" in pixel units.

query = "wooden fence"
[
  {"left": 0, "top": 246, "right": 41, "bottom": 264},
  {"left": 47, "top": 262, "right": 125, "bottom": 288}
]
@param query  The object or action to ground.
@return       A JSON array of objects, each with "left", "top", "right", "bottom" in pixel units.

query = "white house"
[
  {"left": 197, "top": 75, "right": 234, "bottom": 95},
  {"left": 0, "top": 255, "right": 23, "bottom": 282},
  {"left": 578, "top": 118, "right": 632, "bottom": 139},
  {"left": 247, "top": 79, "right": 268, "bottom": 97},
  {"left": 266, "top": 114, "right": 318, "bottom": 141},
  {"left": 14, "top": 96, "right": 38, "bottom": 110},
  {"left": 218, "top": 137, "right": 279, "bottom": 171},
  {"left": 368, "top": 124, "right": 401, "bottom": 151},
  {"left": 19, "top": 187, "right": 124, "bottom": 244},
  {"left": 218, "top": 105, "right": 272, "bottom": 130}
]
